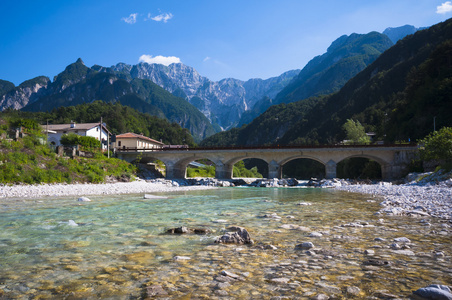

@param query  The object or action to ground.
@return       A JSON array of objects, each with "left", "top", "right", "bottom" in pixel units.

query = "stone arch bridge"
[{"left": 116, "top": 145, "right": 418, "bottom": 180}]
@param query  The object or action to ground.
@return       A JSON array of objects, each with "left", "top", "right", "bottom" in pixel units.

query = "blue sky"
[{"left": 1, "top": 0, "right": 451, "bottom": 86}]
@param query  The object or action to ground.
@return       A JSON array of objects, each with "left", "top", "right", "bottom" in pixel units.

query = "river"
[{"left": 0, "top": 187, "right": 450, "bottom": 299}]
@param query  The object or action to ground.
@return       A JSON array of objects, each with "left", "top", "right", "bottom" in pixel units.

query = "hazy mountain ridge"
[{"left": 383, "top": 25, "right": 426, "bottom": 44}]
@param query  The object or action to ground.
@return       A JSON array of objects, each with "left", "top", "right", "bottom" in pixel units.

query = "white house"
[
  {"left": 112, "top": 132, "right": 165, "bottom": 150},
  {"left": 43, "top": 122, "right": 110, "bottom": 149}
]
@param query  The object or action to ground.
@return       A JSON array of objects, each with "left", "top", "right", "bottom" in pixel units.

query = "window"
[{"left": 118, "top": 141, "right": 121, "bottom": 147}]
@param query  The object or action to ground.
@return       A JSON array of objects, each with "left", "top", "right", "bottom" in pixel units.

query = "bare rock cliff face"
[
  {"left": 0, "top": 77, "right": 50, "bottom": 110},
  {"left": 113, "top": 62, "right": 299, "bottom": 129}
]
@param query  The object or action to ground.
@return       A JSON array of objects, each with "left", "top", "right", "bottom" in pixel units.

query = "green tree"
[
  {"left": 419, "top": 127, "right": 452, "bottom": 166},
  {"left": 342, "top": 119, "right": 370, "bottom": 144},
  {"left": 60, "top": 133, "right": 81, "bottom": 146}
]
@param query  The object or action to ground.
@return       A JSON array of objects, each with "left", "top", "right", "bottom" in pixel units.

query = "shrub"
[{"left": 419, "top": 127, "right": 452, "bottom": 164}]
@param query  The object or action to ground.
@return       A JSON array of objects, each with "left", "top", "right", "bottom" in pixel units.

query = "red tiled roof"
[{"left": 115, "top": 132, "right": 164, "bottom": 145}]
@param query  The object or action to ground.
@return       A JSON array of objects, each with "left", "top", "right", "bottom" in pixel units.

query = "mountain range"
[
  {"left": 200, "top": 19, "right": 452, "bottom": 146},
  {"left": 93, "top": 62, "right": 300, "bottom": 130},
  {"left": 0, "top": 24, "right": 426, "bottom": 143}
]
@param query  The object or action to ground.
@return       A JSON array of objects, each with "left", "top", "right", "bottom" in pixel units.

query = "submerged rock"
[
  {"left": 295, "top": 242, "right": 314, "bottom": 250},
  {"left": 145, "top": 285, "right": 168, "bottom": 297},
  {"left": 166, "top": 226, "right": 211, "bottom": 235},
  {"left": 363, "top": 259, "right": 391, "bottom": 266},
  {"left": 215, "top": 227, "right": 254, "bottom": 244}
]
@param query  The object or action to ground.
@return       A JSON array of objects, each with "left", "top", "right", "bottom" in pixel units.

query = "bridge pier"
[
  {"left": 325, "top": 160, "right": 337, "bottom": 179},
  {"left": 165, "top": 162, "right": 187, "bottom": 179},
  {"left": 268, "top": 160, "right": 282, "bottom": 179},
  {"left": 381, "top": 164, "right": 406, "bottom": 181},
  {"left": 215, "top": 163, "right": 233, "bottom": 179}
]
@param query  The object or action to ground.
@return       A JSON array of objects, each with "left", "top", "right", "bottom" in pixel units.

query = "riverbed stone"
[
  {"left": 364, "top": 249, "right": 375, "bottom": 255},
  {"left": 220, "top": 270, "right": 240, "bottom": 279},
  {"left": 123, "top": 251, "right": 154, "bottom": 264},
  {"left": 309, "top": 232, "right": 323, "bottom": 237},
  {"left": 270, "top": 277, "right": 290, "bottom": 284},
  {"left": 166, "top": 226, "right": 211, "bottom": 234},
  {"left": 214, "top": 227, "right": 254, "bottom": 244},
  {"left": 390, "top": 243, "right": 402, "bottom": 250},
  {"left": 173, "top": 256, "right": 191, "bottom": 261},
  {"left": 295, "top": 242, "right": 314, "bottom": 250},
  {"left": 363, "top": 259, "right": 391, "bottom": 266},
  {"left": 413, "top": 284, "right": 452, "bottom": 300},
  {"left": 392, "top": 249, "right": 415, "bottom": 256},
  {"left": 346, "top": 286, "right": 361, "bottom": 295},
  {"left": 146, "top": 285, "right": 168, "bottom": 297},
  {"left": 280, "top": 224, "right": 311, "bottom": 231},
  {"left": 394, "top": 237, "right": 411, "bottom": 243}
]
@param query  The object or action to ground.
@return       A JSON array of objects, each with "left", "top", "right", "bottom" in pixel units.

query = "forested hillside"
[
  {"left": 201, "top": 18, "right": 452, "bottom": 146},
  {"left": 237, "top": 31, "right": 394, "bottom": 126}
]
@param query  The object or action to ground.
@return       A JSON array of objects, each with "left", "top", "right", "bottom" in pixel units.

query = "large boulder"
[
  {"left": 413, "top": 284, "right": 452, "bottom": 300},
  {"left": 214, "top": 226, "right": 254, "bottom": 244}
]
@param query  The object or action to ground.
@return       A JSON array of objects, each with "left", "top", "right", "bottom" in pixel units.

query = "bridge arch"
[
  {"left": 280, "top": 156, "right": 326, "bottom": 179},
  {"left": 336, "top": 154, "right": 387, "bottom": 180},
  {"left": 170, "top": 156, "right": 224, "bottom": 179}
]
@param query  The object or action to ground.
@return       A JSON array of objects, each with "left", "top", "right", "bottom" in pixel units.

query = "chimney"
[{"left": 70, "top": 121, "right": 76, "bottom": 128}]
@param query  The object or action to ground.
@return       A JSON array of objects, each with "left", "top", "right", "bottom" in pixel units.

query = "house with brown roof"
[
  {"left": 43, "top": 122, "right": 110, "bottom": 149},
  {"left": 112, "top": 132, "right": 165, "bottom": 150}
]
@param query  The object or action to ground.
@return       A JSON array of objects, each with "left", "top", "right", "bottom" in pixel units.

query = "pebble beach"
[{"left": 0, "top": 178, "right": 216, "bottom": 199}]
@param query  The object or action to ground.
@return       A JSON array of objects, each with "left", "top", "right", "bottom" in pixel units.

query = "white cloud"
[
  {"left": 203, "top": 56, "right": 211, "bottom": 62},
  {"left": 139, "top": 55, "right": 181, "bottom": 66},
  {"left": 121, "top": 13, "right": 138, "bottom": 24},
  {"left": 149, "top": 13, "right": 173, "bottom": 23},
  {"left": 437, "top": 1, "right": 452, "bottom": 14}
]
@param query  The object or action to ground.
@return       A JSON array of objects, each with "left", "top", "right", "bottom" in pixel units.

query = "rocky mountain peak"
[{"left": 382, "top": 25, "right": 423, "bottom": 44}]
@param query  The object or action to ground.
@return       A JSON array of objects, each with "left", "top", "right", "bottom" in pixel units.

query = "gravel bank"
[
  {"left": 331, "top": 172, "right": 452, "bottom": 220},
  {"left": 0, "top": 179, "right": 216, "bottom": 199}
]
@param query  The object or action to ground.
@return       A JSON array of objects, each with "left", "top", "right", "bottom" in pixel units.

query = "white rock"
[
  {"left": 173, "top": 256, "right": 191, "bottom": 261},
  {"left": 394, "top": 237, "right": 411, "bottom": 243},
  {"left": 270, "top": 277, "right": 290, "bottom": 284},
  {"left": 309, "top": 232, "right": 323, "bottom": 237},
  {"left": 67, "top": 220, "right": 78, "bottom": 226},
  {"left": 77, "top": 197, "right": 91, "bottom": 202},
  {"left": 144, "top": 194, "right": 168, "bottom": 199}
]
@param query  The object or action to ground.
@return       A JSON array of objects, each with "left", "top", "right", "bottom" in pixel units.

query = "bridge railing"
[{"left": 116, "top": 143, "right": 418, "bottom": 153}]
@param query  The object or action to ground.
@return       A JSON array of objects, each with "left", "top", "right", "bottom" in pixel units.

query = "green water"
[{"left": 0, "top": 187, "right": 450, "bottom": 299}]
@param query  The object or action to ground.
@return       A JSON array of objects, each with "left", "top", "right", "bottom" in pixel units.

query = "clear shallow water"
[{"left": 0, "top": 187, "right": 450, "bottom": 299}]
